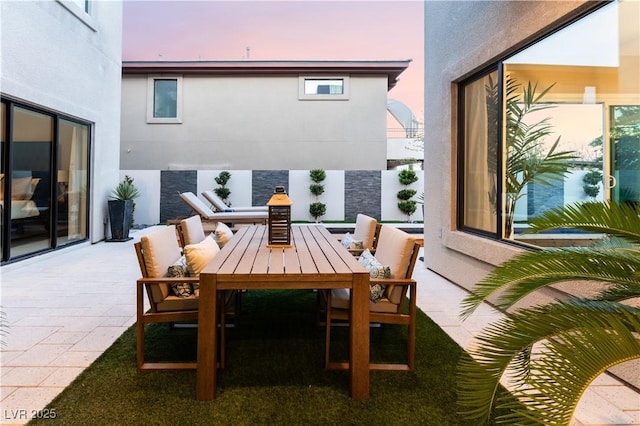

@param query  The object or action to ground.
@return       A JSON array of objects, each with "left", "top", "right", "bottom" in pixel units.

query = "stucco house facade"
[
  {"left": 1, "top": 0, "right": 123, "bottom": 263},
  {"left": 120, "top": 60, "right": 411, "bottom": 171},
  {"left": 424, "top": 0, "right": 639, "bottom": 387}
]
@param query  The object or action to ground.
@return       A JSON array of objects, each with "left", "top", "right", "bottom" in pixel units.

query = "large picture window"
[{"left": 458, "top": 0, "right": 639, "bottom": 247}]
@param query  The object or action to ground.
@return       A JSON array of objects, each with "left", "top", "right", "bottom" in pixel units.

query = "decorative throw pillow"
[
  {"left": 341, "top": 232, "right": 364, "bottom": 250},
  {"left": 11, "top": 176, "right": 33, "bottom": 200},
  {"left": 358, "top": 249, "right": 391, "bottom": 303},
  {"left": 167, "top": 256, "right": 193, "bottom": 297},
  {"left": 214, "top": 221, "right": 234, "bottom": 248},
  {"left": 184, "top": 234, "right": 220, "bottom": 276}
]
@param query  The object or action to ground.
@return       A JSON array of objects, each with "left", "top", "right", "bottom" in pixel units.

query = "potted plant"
[{"left": 107, "top": 175, "right": 140, "bottom": 241}]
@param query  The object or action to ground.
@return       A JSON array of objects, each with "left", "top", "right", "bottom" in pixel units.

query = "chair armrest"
[
  {"left": 137, "top": 277, "right": 199, "bottom": 286},
  {"left": 370, "top": 278, "right": 416, "bottom": 286}
]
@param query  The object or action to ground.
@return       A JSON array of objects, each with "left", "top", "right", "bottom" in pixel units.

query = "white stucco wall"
[
  {"left": 1, "top": 0, "right": 123, "bottom": 242},
  {"left": 120, "top": 74, "right": 389, "bottom": 171}
]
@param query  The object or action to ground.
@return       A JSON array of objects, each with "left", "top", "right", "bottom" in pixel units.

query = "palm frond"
[
  {"left": 458, "top": 300, "right": 640, "bottom": 425},
  {"left": 460, "top": 248, "right": 640, "bottom": 318},
  {"left": 593, "top": 282, "right": 640, "bottom": 303},
  {"left": 526, "top": 201, "right": 640, "bottom": 244}
]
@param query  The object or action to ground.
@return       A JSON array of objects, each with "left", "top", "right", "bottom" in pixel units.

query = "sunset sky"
[{"left": 122, "top": 0, "right": 424, "bottom": 120}]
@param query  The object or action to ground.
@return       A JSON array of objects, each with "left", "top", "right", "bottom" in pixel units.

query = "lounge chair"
[
  {"left": 179, "top": 192, "right": 268, "bottom": 226},
  {"left": 202, "top": 190, "right": 268, "bottom": 213}
]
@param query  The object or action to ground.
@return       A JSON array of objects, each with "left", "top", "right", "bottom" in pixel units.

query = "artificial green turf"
[{"left": 29, "top": 290, "right": 509, "bottom": 425}]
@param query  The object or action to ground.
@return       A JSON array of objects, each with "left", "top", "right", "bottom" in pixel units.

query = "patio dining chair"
[
  {"left": 176, "top": 215, "right": 242, "bottom": 327},
  {"left": 325, "top": 225, "right": 421, "bottom": 371},
  {"left": 339, "top": 213, "right": 380, "bottom": 256},
  {"left": 179, "top": 192, "right": 268, "bottom": 226},
  {"left": 202, "top": 190, "right": 268, "bottom": 213},
  {"left": 134, "top": 224, "right": 226, "bottom": 371}
]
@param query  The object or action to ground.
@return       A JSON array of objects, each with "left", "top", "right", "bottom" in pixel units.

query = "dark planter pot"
[{"left": 107, "top": 199, "right": 134, "bottom": 242}]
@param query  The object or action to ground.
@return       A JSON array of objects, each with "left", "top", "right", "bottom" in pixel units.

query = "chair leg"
[
  {"left": 324, "top": 292, "right": 332, "bottom": 369},
  {"left": 219, "top": 292, "right": 226, "bottom": 369},
  {"left": 136, "top": 318, "right": 144, "bottom": 371},
  {"left": 408, "top": 287, "right": 417, "bottom": 371}
]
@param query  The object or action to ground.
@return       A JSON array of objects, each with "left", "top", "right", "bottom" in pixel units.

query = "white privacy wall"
[{"left": 122, "top": 169, "right": 424, "bottom": 226}]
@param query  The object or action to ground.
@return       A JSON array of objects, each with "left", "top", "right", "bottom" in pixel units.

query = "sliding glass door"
[
  {"left": 609, "top": 106, "right": 640, "bottom": 205},
  {"left": 1, "top": 99, "right": 90, "bottom": 262}
]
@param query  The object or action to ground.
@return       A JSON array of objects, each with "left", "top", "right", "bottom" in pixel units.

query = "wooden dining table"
[{"left": 196, "top": 224, "right": 371, "bottom": 400}]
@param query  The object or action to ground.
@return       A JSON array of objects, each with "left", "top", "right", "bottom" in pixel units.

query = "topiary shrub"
[
  {"left": 309, "top": 169, "right": 326, "bottom": 222},
  {"left": 397, "top": 169, "right": 419, "bottom": 221},
  {"left": 582, "top": 169, "right": 602, "bottom": 199},
  {"left": 309, "top": 202, "right": 327, "bottom": 220},
  {"left": 214, "top": 171, "right": 232, "bottom": 206}
]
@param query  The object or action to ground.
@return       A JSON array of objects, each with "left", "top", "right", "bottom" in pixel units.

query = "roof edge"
[{"left": 122, "top": 59, "right": 412, "bottom": 90}]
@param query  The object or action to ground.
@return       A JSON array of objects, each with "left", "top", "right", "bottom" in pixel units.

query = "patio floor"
[{"left": 1, "top": 226, "right": 638, "bottom": 425}]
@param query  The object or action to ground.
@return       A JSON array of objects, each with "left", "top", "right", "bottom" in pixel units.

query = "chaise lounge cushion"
[
  {"left": 180, "top": 192, "right": 268, "bottom": 223},
  {"left": 202, "top": 190, "right": 268, "bottom": 213}
]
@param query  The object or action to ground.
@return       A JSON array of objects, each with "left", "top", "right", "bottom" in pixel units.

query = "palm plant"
[
  {"left": 504, "top": 77, "right": 577, "bottom": 238},
  {"left": 457, "top": 200, "right": 640, "bottom": 425}
]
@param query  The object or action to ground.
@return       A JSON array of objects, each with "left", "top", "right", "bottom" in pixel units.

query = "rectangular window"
[
  {"left": 299, "top": 76, "right": 349, "bottom": 100},
  {"left": 147, "top": 76, "right": 183, "bottom": 123},
  {"left": 459, "top": 70, "right": 499, "bottom": 235},
  {"left": 457, "top": 1, "right": 639, "bottom": 247},
  {"left": 304, "top": 79, "right": 344, "bottom": 95}
]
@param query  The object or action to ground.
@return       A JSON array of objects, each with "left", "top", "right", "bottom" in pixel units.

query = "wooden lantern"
[{"left": 267, "top": 186, "right": 292, "bottom": 247}]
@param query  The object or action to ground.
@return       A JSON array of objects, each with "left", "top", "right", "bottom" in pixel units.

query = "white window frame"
[
  {"left": 57, "top": 0, "right": 96, "bottom": 30},
  {"left": 298, "top": 75, "right": 350, "bottom": 100},
  {"left": 146, "top": 76, "right": 183, "bottom": 124}
]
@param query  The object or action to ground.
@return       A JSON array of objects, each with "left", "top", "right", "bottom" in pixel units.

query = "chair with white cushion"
[
  {"left": 176, "top": 214, "right": 241, "bottom": 329},
  {"left": 325, "top": 225, "right": 421, "bottom": 371},
  {"left": 135, "top": 225, "right": 225, "bottom": 371},
  {"left": 339, "top": 214, "right": 380, "bottom": 256}
]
